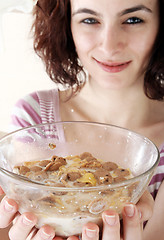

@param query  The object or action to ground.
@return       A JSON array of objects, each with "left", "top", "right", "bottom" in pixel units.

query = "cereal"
[
  {"left": 93, "top": 169, "right": 113, "bottom": 185},
  {"left": 39, "top": 160, "right": 51, "bottom": 167},
  {"left": 77, "top": 173, "right": 97, "bottom": 186},
  {"left": 67, "top": 172, "right": 82, "bottom": 181},
  {"left": 113, "top": 168, "right": 130, "bottom": 177},
  {"left": 79, "top": 152, "right": 92, "bottom": 160},
  {"left": 14, "top": 152, "right": 133, "bottom": 188},
  {"left": 102, "top": 162, "right": 118, "bottom": 171},
  {"left": 49, "top": 143, "right": 56, "bottom": 149},
  {"left": 30, "top": 166, "right": 42, "bottom": 172},
  {"left": 88, "top": 199, "right": 107, "bottom": 214},
  {"left": 18, "top": 166, "right": 30, "bottom": 175},
  {"left": 13, "top": 152, "right": 136, "bottom": 238}
]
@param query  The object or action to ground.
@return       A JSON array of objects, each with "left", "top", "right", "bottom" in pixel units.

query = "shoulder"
[
  {"left": 9, "top": 91, "right": 42, "bottom": 131},
  {"left": 148, "top": 145, "right": 164, "bottom": 199},
  {"left": 37, "top": 88, "right": 59, "bottom": 102},
  {"left": 13, "top": 89, "right": 59, "bottom": 111},
  {"left": 12, "top": 91, "right": 40, "bottom": 116}
]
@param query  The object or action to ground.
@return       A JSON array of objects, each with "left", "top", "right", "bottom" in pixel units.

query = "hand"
[
  {"left": 0, "top": 199, "right": 141, "bottom": 240},
  {"left": 1, "top": 205, "right": 142, "bottom": 240},
  {"left": 0, "top": 190, "right": 154, "bottom": 240},
  {"left": 135, "top": 190, "right": 154, "bottom": 222},
  {"left": 80, "top": 191, "right": 154, "bottom": 240},
  {"left": 80, "top": 204, "right": 142, "bottom": 240},
  {"left": 0, "top": 186, "right": 4, "bottom": 195},
  {"left": 0, "top": 197, "right": 55, "bottom": 240}
]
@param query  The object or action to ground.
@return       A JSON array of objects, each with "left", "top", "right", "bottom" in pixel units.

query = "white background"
[{"left": 0, "top": 12, "right": 55, "bottom": 131}]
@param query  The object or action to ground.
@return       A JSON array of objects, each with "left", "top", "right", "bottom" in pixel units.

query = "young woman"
[{"left": 0, "top": 0, "right": 164, "bottom": 239}]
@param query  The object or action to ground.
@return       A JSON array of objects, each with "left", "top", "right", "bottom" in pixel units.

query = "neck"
[{"left": 79, "top": 80, "right": 153, "bottom": 130}]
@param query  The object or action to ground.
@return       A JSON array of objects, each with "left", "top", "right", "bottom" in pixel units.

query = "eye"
[
  {"left": 81, "top": 18, "right": 98, "bottom": 24},
  {"left": 124, "top": 17, "right": 143, "bottom": 24}
]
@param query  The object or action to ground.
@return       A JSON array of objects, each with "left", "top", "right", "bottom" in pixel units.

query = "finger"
[
  {"left": 0, "top": 196, "right": 18, "bottom": 228},
  {"left": 0, "top": 186, "right": 4, "bottom": 195},
  {"left": 54, "top": 237, "right": 65, "bottom": 240},
  {"left": 102, "top": 210, "right": 120, "bottom": 240},
  {"left": 9, "top": 212, "right": 38, "bottom": 240},
  {"left": 82, "top": 222, "right": 99, "bottom": 240},
  {"left": 54, "top": 237, "right": 64, "bottom": 240},
  {"left": 136, "top": 190, "right": 154, "bottom": 222},
  {"left": 54, "top": 238, "right": 64, "bottom": 240},
  {"left": 12, "top": 212, "right": 21, "bottom": 225},
  {"left": 32, "top": 225, "right": 55, "bottom": 240},
  {"left": 26, "top": 227, "right": 38, "bottom": 240},
  {"left": 67, "top": 236, "right": 79, "bottom": 240},
  {"left": 122, "top": 204, "right": 143, "bottom": 240}
]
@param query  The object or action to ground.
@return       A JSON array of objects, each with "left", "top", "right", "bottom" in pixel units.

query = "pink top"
[{"left": 9, "top": 89, "right": 164, "bottom": 200}]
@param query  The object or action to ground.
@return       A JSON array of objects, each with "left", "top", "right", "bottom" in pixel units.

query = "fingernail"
[
  {"left": 4, "top": 200, "right": 14, "bottom": 212},
  {"left": 86, "top": 228, "right": 98, "bottom": 238},
  {"left": 138, "top": 210, "right": 142, "bottom": 219},
  {"left": 105, "top": 214, "right": 117, "bottom": 226},
  {"left": 22, "top": 215, "right": 34, "bottom": 226},
  {"left": 40, "top": 229, "right": 53, "bottom": 240},
  {"left": 124, "top": 204, "right": 135, "bottom": 217}
]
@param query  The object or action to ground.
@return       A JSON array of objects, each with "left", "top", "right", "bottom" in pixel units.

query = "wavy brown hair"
[{"left": 32, "top": 0, "right": 164, "bottom": 100}]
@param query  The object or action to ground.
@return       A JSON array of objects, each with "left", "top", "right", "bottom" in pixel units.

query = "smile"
[{"left": 95, "top": 59, "right": 131, "bottom": 73}]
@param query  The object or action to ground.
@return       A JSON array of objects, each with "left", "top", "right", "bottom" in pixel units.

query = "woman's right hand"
[
  {"left": 0, "top": 186, "right": 19, "bottom": 229},
  {"left": 0, "top": 195, "right": 58, "bottom": 240},
  {"left": 0, "top": 196, "right": 18, "bottom": 229}
]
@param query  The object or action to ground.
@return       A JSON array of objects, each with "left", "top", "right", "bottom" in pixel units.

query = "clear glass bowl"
[{"left": 0, "top": 121, "right": 159, "bottom": 237}]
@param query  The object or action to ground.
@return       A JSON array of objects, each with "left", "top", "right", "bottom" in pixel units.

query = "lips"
[{"left": 95, "top": 59, "right": 131, "bottom": 73}]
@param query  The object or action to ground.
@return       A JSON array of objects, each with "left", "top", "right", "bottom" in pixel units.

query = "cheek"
[
  {"left": 130, "top": 29, "right": 158, "bottom": 64},
  {"left": 72, "top": 31, "right": 96, "bottom": 57}
]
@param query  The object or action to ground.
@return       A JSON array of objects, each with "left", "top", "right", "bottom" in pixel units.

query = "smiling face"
[{"left": 70, "top": 0, "right": 159, "bottom": 90}]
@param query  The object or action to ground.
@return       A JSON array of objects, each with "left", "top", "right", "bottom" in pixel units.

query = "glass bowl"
[{"left": 0, "top": 121, "right": 159, "bottom": 237}]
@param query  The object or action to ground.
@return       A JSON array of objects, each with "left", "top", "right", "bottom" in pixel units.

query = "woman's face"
[{"left": 70, "top": 0, "right": 159, "bottom": 90}]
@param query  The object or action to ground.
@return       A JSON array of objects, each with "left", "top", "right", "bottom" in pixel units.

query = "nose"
[{"left": 100, "top": 24, "right": 127, "bottom": 56}]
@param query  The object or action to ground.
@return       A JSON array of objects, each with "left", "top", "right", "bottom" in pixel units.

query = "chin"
[{"left": 96, "top": 79, "right": 126, "bottom": 90}]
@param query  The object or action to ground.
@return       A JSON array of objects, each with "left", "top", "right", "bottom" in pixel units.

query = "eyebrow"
[
  {"left": 120, "top": 4, "right": 152, "bottom": 16},
  {"left": 72, "top": 5, "right": 152, "bottom": 17},
  {"left": 72, "top": 8, "right": 102, "bottom": 17}
]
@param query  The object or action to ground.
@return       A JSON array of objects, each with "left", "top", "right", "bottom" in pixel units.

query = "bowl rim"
[{"left": 0, "top": 121, "right": 160, "bottom": 192}]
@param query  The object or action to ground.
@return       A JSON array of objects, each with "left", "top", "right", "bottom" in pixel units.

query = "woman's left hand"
[
  {"left": 67, "top": 191, "right": 154, "bottom": 240},
  {"left": 75, "top": 204, "right": 141, "bottom": 240}
]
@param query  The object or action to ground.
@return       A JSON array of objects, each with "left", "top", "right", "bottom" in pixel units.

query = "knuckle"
[
  {"left": 8, "top": 230, "right": 18, "bottom": 240},
  {"left": 0, "top": 215, "right": 12, "bottom": 228}
]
